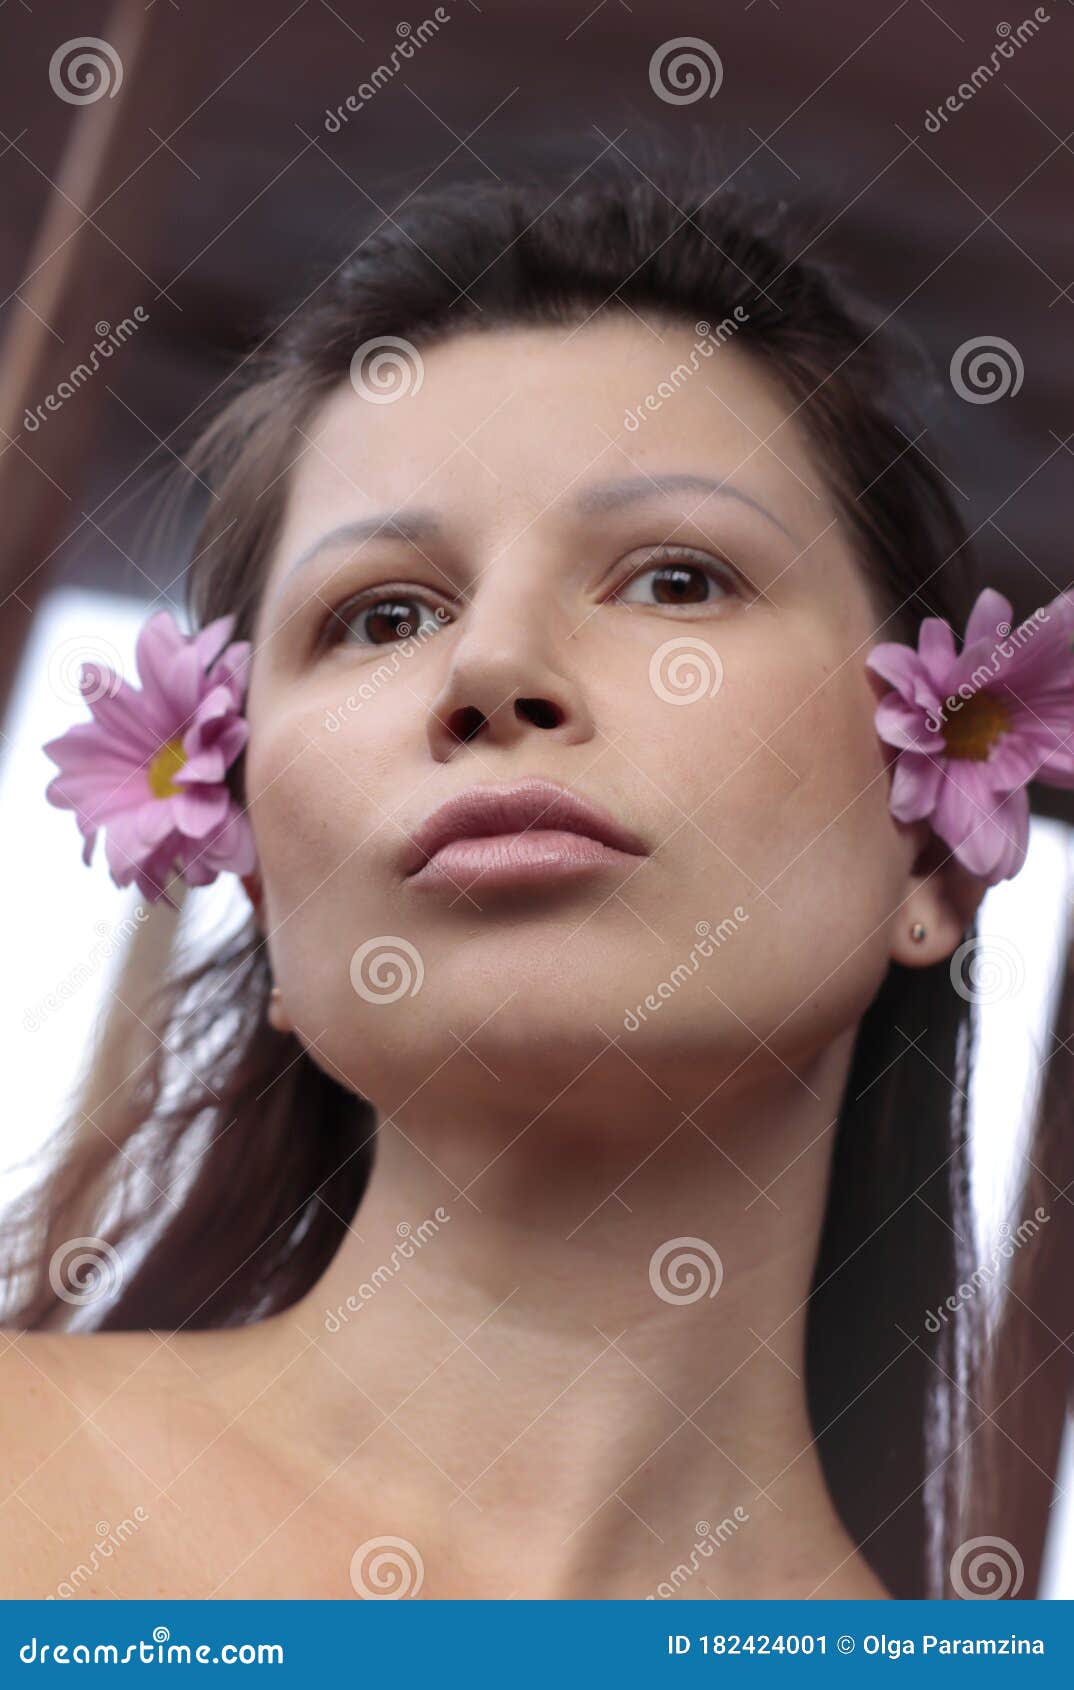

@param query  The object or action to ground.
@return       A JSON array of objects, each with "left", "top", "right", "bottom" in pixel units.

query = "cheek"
[
  {"left": 243, "top": 685, "right": 404, "bottom": 933},
  {"left": 654, "top": 641, "right": 890, "bottom": 864},
  {"left": 244, "top": 696, "right": 429, "bottom": 1095},
  {"left": 661, "top": 644, "right": 906, "bottom": 1044},
  {"left": 245, "top": 711, "right": 338, "bottom": 899}
]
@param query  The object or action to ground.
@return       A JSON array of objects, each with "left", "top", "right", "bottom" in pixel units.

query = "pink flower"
[
  {"left": 866, "top": 586, "right": 1074, "bottom": 886},
  {"left": 43, "top": 609, "right": 256, "bottom": 906}
]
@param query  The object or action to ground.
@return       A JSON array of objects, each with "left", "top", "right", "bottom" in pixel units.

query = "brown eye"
[
  {"left": 614, "top": 556, "right": 733, "bottom": 608},
  {"left": 332, "top": 596, "right": 449, "bottom": 647}
]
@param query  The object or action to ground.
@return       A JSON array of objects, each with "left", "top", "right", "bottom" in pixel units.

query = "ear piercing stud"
[{"left": 910, "top": 921, "right": 927, "bottom": 942}]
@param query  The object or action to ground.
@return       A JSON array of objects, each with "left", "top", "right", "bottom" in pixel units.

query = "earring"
[
  {"left": 910, "top": 921, "right": 927, "bottom": 942},
  {"left": 269, "top": 984, "right": 282, "bottom": 1003}
]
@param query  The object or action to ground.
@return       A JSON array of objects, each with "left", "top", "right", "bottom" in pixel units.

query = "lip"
[{"left": 401, "top": 777, "right": 650, "bottom": 890}]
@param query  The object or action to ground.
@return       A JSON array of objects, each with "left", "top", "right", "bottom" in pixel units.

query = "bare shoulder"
[{"left": 0, "top": 1322, "right": 305, "bottom": 1598}]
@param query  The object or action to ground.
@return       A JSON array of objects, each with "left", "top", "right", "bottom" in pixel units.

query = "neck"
[{"left": 259, "top": 1029, "right": 889, "bottom": 1598}]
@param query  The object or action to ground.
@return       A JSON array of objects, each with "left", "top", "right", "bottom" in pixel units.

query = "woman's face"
[{"left": 244, "top": 316, "right": 918, "bottom": 1123}]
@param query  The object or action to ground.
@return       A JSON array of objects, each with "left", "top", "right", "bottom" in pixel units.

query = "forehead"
[{"left": 268, "top": 316, "right": 830, "bottom": 566}]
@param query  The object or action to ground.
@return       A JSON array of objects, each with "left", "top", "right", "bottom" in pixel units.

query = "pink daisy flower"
[
  {"left": 43, "top": 609, "right": 256, "bottom": 906},
  {"left": 866, "top": 585, "right": 1074, "bottom": 887}
]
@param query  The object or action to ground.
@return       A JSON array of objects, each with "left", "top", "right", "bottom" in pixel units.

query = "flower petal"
[
  {"left": 995, "top": 594, "right": 1074, "bottom": 692},
  {"left": 917, "top": 618, "right": 958, "bottom": 691},
  {"left": 197, "top": 807, "right": 257, "bottom": 876},
  {"left": 171, "top": 784, "right": 230, "bottom": 839},
  {"left": 932, "top": 764, "right": 1021, "bottom": 880},
  {"left": 81, "top": 676, "right": 166, "bottom": 759},
  {"left": 866, "top": 643, "right": 941, "bottom": 712},
  {"left": 134, "top": 609, "right": 183, "bottom": 689},
  {"left": 986, "top": 733, "right": 1045, "bottom": 789},
  {"left": 193, "top": 615, "right": 237, "bottom": 672},
  {"left": 986, "top": 786, "right": 1031, "bottom": 883},
  {"left": 45, "top": 605, "right": 254, "bottom": 899},
  {"left": 135, "top": 798, "right": 180, "bottom": 848},
  {"left": 890, "top": 751, "right": 944, "bottom": 822},
  {"left": 875, "top": 694, "right": 943, "bottom": 753},
  {"left": 208, "top": 639, "right": 251, "bottom": 701},
  {"left": 964, "top": 587, "right": 1014, "bottom": 648}
]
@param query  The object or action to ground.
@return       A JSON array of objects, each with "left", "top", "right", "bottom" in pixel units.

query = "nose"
[{"left": 425, "top": 578, "right": 595, "bottom": 761}]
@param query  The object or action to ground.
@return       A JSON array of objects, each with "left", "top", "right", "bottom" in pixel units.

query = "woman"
[{"left": 4, "top": 144, "right": 1072, "bottom": 1601}]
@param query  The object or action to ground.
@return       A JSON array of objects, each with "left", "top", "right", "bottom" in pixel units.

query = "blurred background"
[{"left": 1, "top": 0, "right": 1072, "bottom": 1596}]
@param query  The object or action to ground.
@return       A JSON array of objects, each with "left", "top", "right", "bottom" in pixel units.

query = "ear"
[{"left": 891, "top": 822, "right": 989, "bottom": 966}]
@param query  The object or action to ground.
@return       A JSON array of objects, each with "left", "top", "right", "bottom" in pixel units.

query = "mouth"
[{"left": 401, "top": 777, "right": 650, "bottom": 892}]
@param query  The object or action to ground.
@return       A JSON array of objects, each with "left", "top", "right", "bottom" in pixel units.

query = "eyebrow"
[{"left": 281, "top": 471, "right": 798, "bottom": 587}]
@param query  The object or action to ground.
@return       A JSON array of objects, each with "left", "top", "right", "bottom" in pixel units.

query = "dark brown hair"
[{"left": 5, "top": 139, "right": 1071, "bottom": 1599}]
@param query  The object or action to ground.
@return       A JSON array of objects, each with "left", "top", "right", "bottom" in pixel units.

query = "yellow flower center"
[
  {"left": 148, "top": 736, "right": 187, "bottom": 798},
  {"left": 941, "top": 691, "right": 1010, "bottom": 761}
]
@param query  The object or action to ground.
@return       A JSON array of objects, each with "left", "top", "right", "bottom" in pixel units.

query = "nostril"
[
  {"left": 516, "top": 697, "right": 563, "bottom": 729},
  {"left": 447, "top": 706, "right": 485, "bottom": 743}
]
